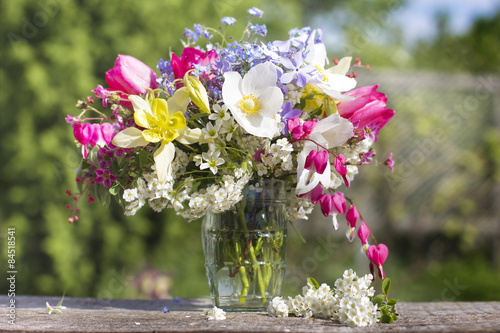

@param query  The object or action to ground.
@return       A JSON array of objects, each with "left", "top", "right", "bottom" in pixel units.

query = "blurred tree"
[
  {"left": 414, "top": 10, "right": 500, "bottom": 73},
  {"left": 0, "top": 0, "right": 302, "bottom": 298}
]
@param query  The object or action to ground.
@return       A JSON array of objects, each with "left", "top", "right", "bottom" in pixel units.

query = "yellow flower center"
[
  {"left": 315, "top": 65, "right": 328, "bottom": 82},
  {"left": 238, "top": 94, "right": 262, "bottom": 115}
]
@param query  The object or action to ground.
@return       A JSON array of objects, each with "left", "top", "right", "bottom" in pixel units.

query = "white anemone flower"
[{"left": 222, "top": 61, "right": 284, "bottom": 138}]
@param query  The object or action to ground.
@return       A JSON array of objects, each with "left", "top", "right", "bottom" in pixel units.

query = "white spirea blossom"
[
  {"left": 267, "top": 269, "right": 379, "bottom": 327},
  {"left": 206, "top": 306, "right": 226, "bottom": 320}
]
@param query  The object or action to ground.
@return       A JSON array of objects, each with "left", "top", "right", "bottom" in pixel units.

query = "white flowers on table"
[
  {"left": 267, "top": 269, "right": 379, "bottom": 327},
  {"left": 206, "top": 306, "right": 226, "bottom": 320}
]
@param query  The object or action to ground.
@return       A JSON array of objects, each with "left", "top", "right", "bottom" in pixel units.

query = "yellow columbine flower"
[
  {"left": 134, "top": 98, "right": 187, "bottom": 143},
  {"left": 112, "top": 88, "right": 205, "bottom": 182}
]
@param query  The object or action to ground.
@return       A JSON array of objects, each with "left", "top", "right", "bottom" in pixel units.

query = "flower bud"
[
  {"left": 105, "top": 55, "right": 158, "bottom": 95},
  {"left": 183, "top": 72, "right": 210, "bottom": 114}
]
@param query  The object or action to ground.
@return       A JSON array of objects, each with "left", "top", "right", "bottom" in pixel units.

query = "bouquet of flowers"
[{"left": 66, "top": 7, "right": 394, "bottom": 285}]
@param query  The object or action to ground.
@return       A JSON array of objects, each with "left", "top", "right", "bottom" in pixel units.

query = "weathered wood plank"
[{"left": 1, "top": 296, "right": 499, "bottom": 332}]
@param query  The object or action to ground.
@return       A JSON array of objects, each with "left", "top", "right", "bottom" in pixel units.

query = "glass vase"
[{"left": 201, "top": 179, "right": 287, "bottom": 312}]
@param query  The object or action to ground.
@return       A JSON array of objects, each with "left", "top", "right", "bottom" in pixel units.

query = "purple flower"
[
  {"left": 183, "top": 28, "right": 198, "bottom": 42},
  {"left": 98, "top": 148, "right": 114, "bottom": 169},
  {"left": 279, "top": 52, "right": 315, "bottom": 87},
  {"left": 92, "top": 84, "right": 109, "bottom": 107},
  {"left": 247, "top": 7, "right": 263, "bottom": 18},
  {"left": 280, "top": 102, "right": 302, "bottom": 135},
  {"left": 384, "top": 152, "right": 394, "bottom": 172},
  {"left": 250, "top": 23, "right": 267, "bottom": 37},
  {"left": 95, "top": 169, "right": 116, "bottom": 188},
  {"left": 221, "top": 17, "right": 236, "bottom": 26}
]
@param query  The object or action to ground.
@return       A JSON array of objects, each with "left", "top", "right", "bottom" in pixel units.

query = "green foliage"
[
  {"left": 372, "top": 278, "right": 398, "bottom": 323},
  {"left": 0, "top": 0, "right": 302, "bottom": 298}
]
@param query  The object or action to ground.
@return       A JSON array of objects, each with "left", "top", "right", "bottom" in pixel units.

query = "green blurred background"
[{"left": 1, "top": 0, "right": 499, "bottom": 301}]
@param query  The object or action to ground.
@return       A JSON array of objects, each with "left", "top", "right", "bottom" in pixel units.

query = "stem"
[{"left": 237, "top": 198, "right": 267, "bottom": 304}]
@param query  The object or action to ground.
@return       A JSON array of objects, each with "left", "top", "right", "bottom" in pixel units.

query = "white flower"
[
  {"left": 209, "top": 103, "right": 231, "bottom": 125},
  {"left": 202, "top": 122, "right": 220, "bottom": 139},
  {"left": 206, "top": 306, "right": 226, "bottom": 320},
  {"left": 222, "top": 61, "right": 284, "bottom": 138},
  {"left": 200, "top": 150, "right": 225, "bottom": 175},
  {"left": 296, "top": 114, "right": 353, "bottom": 195}
]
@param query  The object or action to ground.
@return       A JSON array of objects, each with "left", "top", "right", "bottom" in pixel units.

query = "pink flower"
[
  {"left": 95, "top": 169, "right": 116, "bottom": 188},
  {"left": 337, "top": 85, "right": 394, "bottom": 142},
  {"left": 105, "top": 55, "right": 159, "bottom": 95},
  {"left": 367, "top": 244, "right": 388, "bottom": 280},
  {"left": 346, "top": 205, "right": 359, "bottom": 228},
  {"left": 331, "top": 192, "right": 346, "bottom": 214},
  {"left": 298, "top": 184, "right": 324, "bottom": 204},
  {"left": 170, "top": 47, "right": 218, "bottom": 80},
  {"left": 334, "top": 154, "right": 350, "bottom": 187},
  {"left": 304, "top": 150, "right": 329, "bottom": 174},
  {"left": 105, "top": 55, "right": 158, "bottom": 109},
  {"left": 357, "top": 221, "right": 370, "bottom": 247},
  {"left": 319, "top": 193, "right": 333, "bottom": 217},
  {"left": 288, "top": 118, "right": 318, "bottom": 140},
  {"left": 384, "top": 152, "right": 394, "bottom": 172}
]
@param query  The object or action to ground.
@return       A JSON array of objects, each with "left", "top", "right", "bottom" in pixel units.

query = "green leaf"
[
  {"left": 189, "top": 112, "right": 209, "bottom": 121},
  {"left": 306, "top": 277, "right": 320, "bottom": 290},
  {"left": 380, "top": 314, "right": 394, "bottom": 323},
  {"left": 382, "top": 278, "right": 391, "bottom": 297},
  {"left": 109, "top": 184, "right": 120, "bottom": 196},
  {"left": 138, "top": 149, "right": 150, "bottom": 166},
  {"left": 387, "top": 298, "right": 397, "bottom": 305},
  {"left": 372, "top": 294, "right": 385, "bottom": 306}
]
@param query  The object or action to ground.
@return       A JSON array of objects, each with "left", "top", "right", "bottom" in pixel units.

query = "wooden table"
[{"left": 1, "top": 296, "right": 499, "bottom": 332}]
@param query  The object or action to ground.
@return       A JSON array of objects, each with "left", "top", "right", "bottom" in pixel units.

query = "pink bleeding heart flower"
[
  {"left": 298, "top": 184, "right": 324, "bottom": 205},
  {"left": 367, "top": 244, "right": 388, "bottom": 280},
  {"left": 346, "top": 205, "right": 359, "bottom": 228},
  {"left": 334, "top": 154, "right": 350, "bottom": 187},
  {"left": 331, "top": 192, "right": 346, "bottom": 214},
  {"left": 304, "top": 150, "right": 329, "bottom": 175},
  {"left": 319, "top": 193, "right": 333, "bottom": 217},
  {"left": 100, "top": 123, "right": 115, "bottom": 145},
  {"left": 289, "top": 118, "right": 318, "bottom": 140},
  {"left": 358, "top": 221, "right": 370, "bottom": 247},
  {"left": 73, "top": 122, "right": 92, "bottom": 158}
]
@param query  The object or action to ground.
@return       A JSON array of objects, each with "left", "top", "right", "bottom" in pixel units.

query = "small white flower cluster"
[
  {"left": 332, "top": 269, "right": 378, "bottom": 327},
  {"left": 267, "top": 269, "right": 379, "bottom": 327},
  {"left": 285, "top": 83, "right": 303, "bottom": 106},
  {"left": 206, "top": 306, "right": 226, "bottom": 320}
]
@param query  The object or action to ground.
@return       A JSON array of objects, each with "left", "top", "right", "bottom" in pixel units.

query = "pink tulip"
[
  {"left": 367, "top": 244, "right": 388, "bottom": 280},
  {"left": 171, "top": 47, "right": 218, "bottom": 80},
  {"left": 337, "top": 85, "right": 394, "bottom": 142},
  {"left": 105, "top": 54, "right": 158, "bottom": 97}
]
